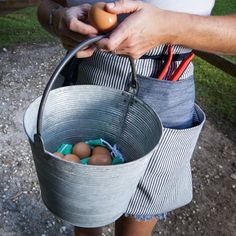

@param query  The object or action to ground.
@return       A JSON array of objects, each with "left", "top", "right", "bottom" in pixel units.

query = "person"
[{"left": 37, "top": 1, "right": 236, "bottom": 236}]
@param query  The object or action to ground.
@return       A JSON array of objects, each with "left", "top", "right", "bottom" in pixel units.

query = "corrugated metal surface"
[{"left": 24, "top": 85, "right": 163, "bottom": 227}]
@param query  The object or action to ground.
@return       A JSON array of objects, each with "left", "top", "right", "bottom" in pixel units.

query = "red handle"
[
  {"left": 169, "top": 53, "right": 195, "bottom": 81},
  {"left": 158, "top": 45, "right": 173, "bottom": 80}
]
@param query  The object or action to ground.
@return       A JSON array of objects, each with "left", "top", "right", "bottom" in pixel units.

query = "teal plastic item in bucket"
[{"left": 23, "top": 36, "right": 163, "bottom": 228}]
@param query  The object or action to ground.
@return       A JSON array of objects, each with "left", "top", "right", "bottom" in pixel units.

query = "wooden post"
[
  {"left": 194, "top": 50, "right": 236, "bottom": 78},
  {"left": 0, "top": 0, "right": 40, "bottom": 15}
]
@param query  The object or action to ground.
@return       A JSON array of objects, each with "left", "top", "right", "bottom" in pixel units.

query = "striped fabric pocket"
[
  {"left": 136, "top": 74, "right": 195, "bottom": 129},
  {"left": 125, "top": 104, "right": 206, "bottom": 216}
]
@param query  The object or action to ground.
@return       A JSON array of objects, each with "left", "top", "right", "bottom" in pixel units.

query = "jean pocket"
[{"left": 136, "top": 75, "right": 195, "bottom": 129}]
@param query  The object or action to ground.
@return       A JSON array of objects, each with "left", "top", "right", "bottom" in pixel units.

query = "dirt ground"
[{"left": 0, "top": 42, "right": 235, "bottom": 236}]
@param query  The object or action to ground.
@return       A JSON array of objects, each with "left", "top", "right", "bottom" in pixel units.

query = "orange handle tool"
[
  {"left": 158, "top": 45, "right": 173, "bottom": 80},
  {"left": 169, "top": 53, "right": 195, "bottom": 81}
]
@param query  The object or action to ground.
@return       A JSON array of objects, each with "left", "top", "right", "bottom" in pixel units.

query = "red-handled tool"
[
  {"left": 169, "top": 52, "right": 195, "bottom": 81},
  {"left": 157, "top": 44, "right": 195, "bottom": 82},
  {"left": 158, "top": 45, "right": 173, "bottom": 80}
]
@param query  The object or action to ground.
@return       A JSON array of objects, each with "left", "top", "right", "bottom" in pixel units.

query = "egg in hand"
[{"left": 88, "top": 2, "right": 117, "bottom": 32}]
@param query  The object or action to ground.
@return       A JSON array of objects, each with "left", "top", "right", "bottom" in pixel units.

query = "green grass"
[
  {"left": 194, "top": 57, "right": 236, "bottom": 127},
  {"left": 227, "top": 56, "right": 236, "bottom": 63},
  {"left": 194, "top": 0, "right": 236, "bottom": 132},
  {"left": 212, "top": 0, "right": 236, "bottom": 15},
  {"left": 0, "top": 7, "right": 54, "bottom": 46}
]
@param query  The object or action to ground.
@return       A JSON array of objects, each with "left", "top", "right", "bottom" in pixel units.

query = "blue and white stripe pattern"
[
  {"left": 125, "top": 105, "right": 205, "bottom": 218},
  {"left": 76, "top": 44, "right": 205, "bottom": 219},
  {"left": 77, "top": 45, "right": 193, "bottom": 88}
]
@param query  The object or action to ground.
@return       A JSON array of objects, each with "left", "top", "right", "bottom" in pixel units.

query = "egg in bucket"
[{"left": 23, "top": 34, "right": 162, "bottom": 227}]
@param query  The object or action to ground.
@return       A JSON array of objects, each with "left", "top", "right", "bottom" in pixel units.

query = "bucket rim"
[
  {"left": 23, "top": 85, "right": 163, "bottom": 168},
  {"left": 24, "top": 85, "right": 163, "bottom": 139}
]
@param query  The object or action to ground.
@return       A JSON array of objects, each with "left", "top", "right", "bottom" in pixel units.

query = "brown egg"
[
  {"left": 88, "top": 154, "right": 112, "bottom": 165},
  {"left": 88, "top": 2, "right": 117, "bottom": 32},
  {"left": 72, "top": 142, "right": 91, "bottom": 159},
  {"left": 92, "top": 146, "right": 111, "bottom": 157},
  {"left": 53, "top": 152, "right": 64, "bottom": 159},
  {"left": 63, "top": 154, "right": 80, "bottom": 163}
]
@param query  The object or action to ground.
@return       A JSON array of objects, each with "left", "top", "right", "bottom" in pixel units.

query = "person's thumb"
[{"left": 105, "top": 0, "right": 143, "bottom": 14}]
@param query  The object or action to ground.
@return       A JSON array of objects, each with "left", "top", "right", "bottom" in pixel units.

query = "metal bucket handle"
[{"left": 36, "top": 35, "right": 139, "bottom": 137}]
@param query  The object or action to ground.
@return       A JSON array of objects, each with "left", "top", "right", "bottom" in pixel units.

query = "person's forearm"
[
  {"left": 168, "top": 13, "right": 236, "bottom": 55},
  {"left": 37, "top": 0, "right": 67, "bottom": 34}
]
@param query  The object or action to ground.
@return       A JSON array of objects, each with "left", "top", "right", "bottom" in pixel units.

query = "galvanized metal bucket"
[{"left": 23, "top": 36, "right": 163, "bottom": 228}]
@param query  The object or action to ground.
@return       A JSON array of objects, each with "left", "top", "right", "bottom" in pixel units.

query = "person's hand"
[
  {"left": 96, "top": 0, "right": 174, "bottom": 59},
  {"left": 53, "top": 4, "right": 98, "bottom": 58}
]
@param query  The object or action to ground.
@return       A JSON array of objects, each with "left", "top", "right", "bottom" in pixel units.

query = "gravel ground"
[{"left": 0, "top": 43, "right": 236, "bottom": 236}]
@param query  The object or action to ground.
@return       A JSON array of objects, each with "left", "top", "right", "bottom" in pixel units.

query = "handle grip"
[{"left": 36, "top": 35, "right": 138, "bottom": 136}]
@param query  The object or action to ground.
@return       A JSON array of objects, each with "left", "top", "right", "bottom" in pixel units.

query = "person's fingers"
[
  {"left": 59, "top": 27, "right": 91, "bottom": 43},
  {"left": 96, "top": 1, "right": 145, "bottom": 52},
  {"left": 111, "top": 37, "right": 152, "bottom": 59},
  {"left": 66, "top": 16, "right": 98, "bottom": 35},
  {"left": 116, "top": 46, "right": 146, "bottom": 59},
  {"left": 96, "top": 21, "right": 130, "bottom": 51},
  {"left": 63, "top": 42, "right": 96, "bottom": 58},
  {"left": 63, "top": 5, "right": 98, "bottom": 34},
  {"left": 105, "top": 0, "right": 143, "bottom": 14},
  {"left": 79, "top": 3, "right": 92, "bottom": 12},
  {"left": 72, "top": 4, "right": 92, "bottom": 20},
  {"left": 76, "top": 46, "right": 97, "bottom": 58}
]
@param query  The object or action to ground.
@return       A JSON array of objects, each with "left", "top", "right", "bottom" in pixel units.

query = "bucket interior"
[{"left": 24, "top": 85, "right": 162, "bottom": 162}]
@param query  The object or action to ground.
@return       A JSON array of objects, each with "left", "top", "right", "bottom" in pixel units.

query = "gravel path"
[{"left": 0, "top": 43, "right": 235, "bottom": 236}]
